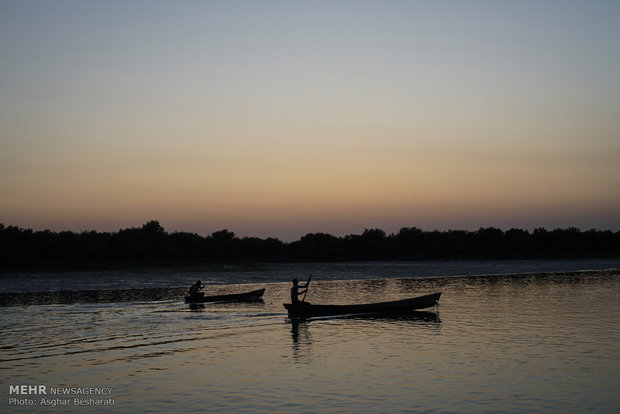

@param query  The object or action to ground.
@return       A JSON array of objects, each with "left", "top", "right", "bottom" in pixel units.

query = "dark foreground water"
[{"left": 1, "top": 260, "right": 619, "bottom": 413}]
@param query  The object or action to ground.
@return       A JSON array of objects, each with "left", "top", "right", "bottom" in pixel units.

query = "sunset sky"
[{"left": 1, "top": 0, "right": 619, "bottom": 241}]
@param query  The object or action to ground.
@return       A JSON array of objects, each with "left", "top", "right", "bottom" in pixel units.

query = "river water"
[{"left": 1, "top": 260, "right": 619, "bottom": 413}]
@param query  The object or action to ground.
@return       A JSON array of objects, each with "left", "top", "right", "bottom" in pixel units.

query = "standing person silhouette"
[{"left": 290, "top": 278, "right": 310, "bottom": 304}]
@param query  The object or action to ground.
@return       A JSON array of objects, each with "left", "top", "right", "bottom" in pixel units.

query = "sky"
[{"left": 1, "top": 0, "right": 619, "bottom": 241}]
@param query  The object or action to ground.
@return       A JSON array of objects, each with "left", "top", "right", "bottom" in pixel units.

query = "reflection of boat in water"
[
  {"left": 184, "top": 288, "right": 265, "bottom": 304},
  {"left": 283, "top": 292, "right": 441, "bottom": 318},
  {"left": 342, "top": 310, "right": 440, "bottom": 322}
]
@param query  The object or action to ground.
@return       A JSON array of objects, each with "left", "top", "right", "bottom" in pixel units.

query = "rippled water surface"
[{"left": 1, "top": 263, "right": 619, "bottom": 413}]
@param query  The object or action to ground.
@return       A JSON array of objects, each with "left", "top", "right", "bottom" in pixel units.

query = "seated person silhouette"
[
  {"left": 189, "top": 280, "right": 205, "bottom": 298},
  {"left": 291, "top": 278, "right": 309, "bottom": 304}
]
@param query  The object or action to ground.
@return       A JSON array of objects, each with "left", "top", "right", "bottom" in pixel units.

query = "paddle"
[{"left": 301, "top": 274, "right": 312, "bottom": 302}]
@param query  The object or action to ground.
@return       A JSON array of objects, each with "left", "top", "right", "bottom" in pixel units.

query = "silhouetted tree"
[
  {"left": 290, "top": 233, "right": 344, "bottom": 261},
  {"left": 208, "top": 229, "right": 240, "bottom": 260},
  {"left": 1, "top": 221, "right": 619, "bottom": 269}
]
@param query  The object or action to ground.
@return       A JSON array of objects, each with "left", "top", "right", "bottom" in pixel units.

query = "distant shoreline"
[
  {"left": 0, "top": 259, "right": 270, "bottom": 272},
  {"left": 3, "top": 256, "right": 620, "bottom": 273},
  {"left": 2, "top": 221, "right": 619, "bottom": 271}
]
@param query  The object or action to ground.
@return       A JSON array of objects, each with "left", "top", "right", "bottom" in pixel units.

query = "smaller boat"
[
  {"left": 185, "top": 288, "right": 265, "bottom": 304},
  {"left": 284, "top": 292, "right": 441, "bottom": 318}
]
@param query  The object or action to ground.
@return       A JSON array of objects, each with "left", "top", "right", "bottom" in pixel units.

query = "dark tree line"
[{"left": 1, "top": 221, "right": 619, "bottom": 269}]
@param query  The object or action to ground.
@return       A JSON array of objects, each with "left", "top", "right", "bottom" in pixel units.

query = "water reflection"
[
  {"left": 288, "top": 310, "right": 440, "bottom": 361},
  {"left": 3, "top": 270, "right": 617, "bottom": 414},
  {"left": 355, "top": 310, "right": 441, "bottom": 323},
  {"left": 187, "top": 298, "right": 265, "bottom": 312},
  {"left": 290, "top": 319, "right": 313, "bottom": 361}
]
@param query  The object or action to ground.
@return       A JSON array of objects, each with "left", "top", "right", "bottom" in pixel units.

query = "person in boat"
[
  {"left": 189, "top": 280, "right": 205, "bottom": 297},
  {"left": 291, "top": 278, "right": 309, "bottom": 304}
]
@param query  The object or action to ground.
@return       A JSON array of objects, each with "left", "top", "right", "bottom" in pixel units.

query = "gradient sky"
[{"left": 1, "top": 0, "right": 619, "bottom": 241}]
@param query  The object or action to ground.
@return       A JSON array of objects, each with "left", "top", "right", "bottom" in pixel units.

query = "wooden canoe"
[
  {"left": 284, "top": 292, "right": 440, "bottom": 317},
  {"left": 185, "top": 288, "right": 265, "bottom": 304}
]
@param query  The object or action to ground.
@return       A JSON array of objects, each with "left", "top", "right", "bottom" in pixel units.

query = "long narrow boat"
[
  {"left": 185, "top": 288, "right": 265, "bottom": 304},
  {"left": 284, "top": 292, "right": 441, "bottom": 318}
]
